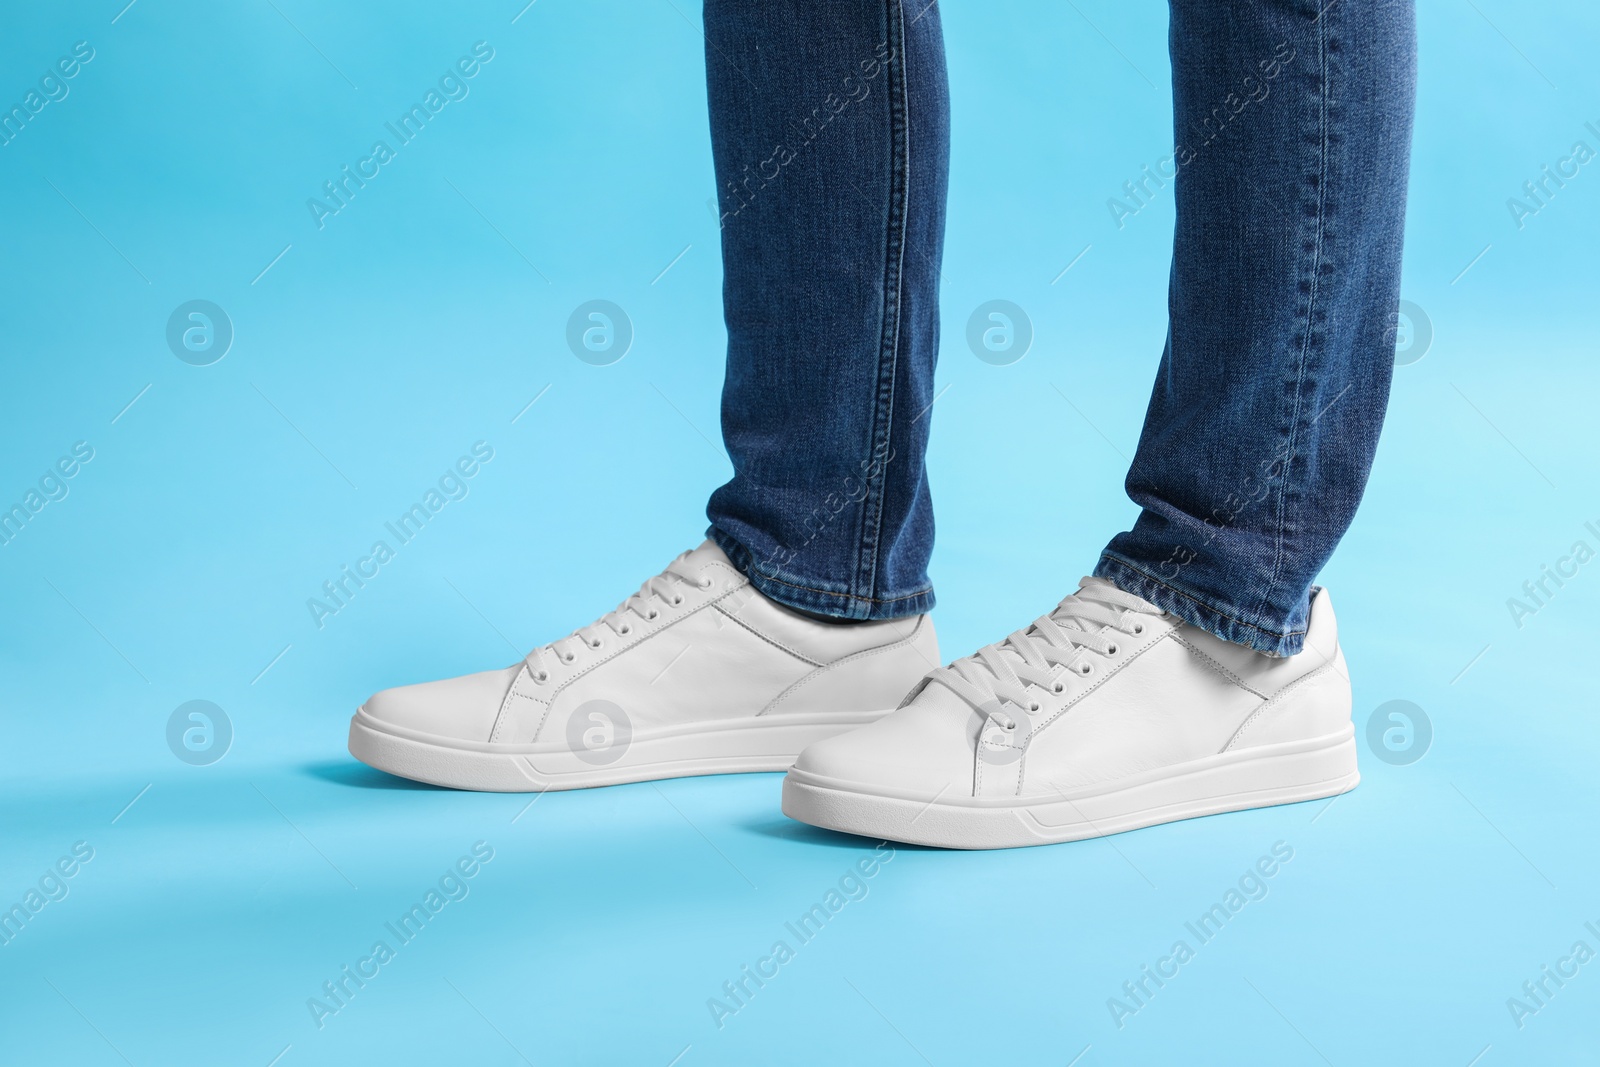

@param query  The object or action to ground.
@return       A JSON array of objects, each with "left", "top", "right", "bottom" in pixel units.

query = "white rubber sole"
[
  {"left": 781, "top": 725, "right": 1360, "bottom": 849},
  {"left": 347, "top": 706, "right": 890, "bottom": 792}
]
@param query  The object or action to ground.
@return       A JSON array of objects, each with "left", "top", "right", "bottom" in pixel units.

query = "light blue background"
[{"left": 2, "top": 1, "right": 1596, "bottom": 1064}]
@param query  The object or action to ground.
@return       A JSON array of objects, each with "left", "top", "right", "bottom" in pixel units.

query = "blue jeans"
[{"left": 703, "top": 0, "right": 1416, "bottom": 657}]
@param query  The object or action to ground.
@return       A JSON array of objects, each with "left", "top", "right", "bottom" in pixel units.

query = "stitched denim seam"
[
  {"left": 1256, "top": 9, "right": 1332, "bottom": 632},
  {"left": 1098, "top": 552, "right": 1308, "bottom": 643},
  {"left": 710, "top": 526, "right": 933, "bottom": 608},
  {"left": 753, "top": 569, "right": 932, "bottom": 605},
  {"left": 852, "top": 0, "right": 911, "bottom": 607}
]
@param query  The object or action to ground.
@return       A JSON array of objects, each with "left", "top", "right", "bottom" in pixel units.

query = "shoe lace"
[
  {"left": 522, "top": 551, "right": 707, "bottom": 682},
  {"left": 928, "top": 578, "right": 1163, "bottom": 730}
]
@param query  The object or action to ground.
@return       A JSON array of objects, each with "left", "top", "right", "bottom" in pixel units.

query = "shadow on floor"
[
  {"left": 737, "top": 814, "right": 943, "bottom": 851},
  {"left": 299, "top": 758, "right": 447, "bottom": 791}
]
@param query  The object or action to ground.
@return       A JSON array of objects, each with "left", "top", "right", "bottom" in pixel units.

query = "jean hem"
[
  {"left": 1092, "top": 553, "right": 1305, "bottom": 657},
  {"left": 709, "top": 526, "right": 935, "bottom": 621}
]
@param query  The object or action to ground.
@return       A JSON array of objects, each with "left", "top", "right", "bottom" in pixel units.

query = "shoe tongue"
[
  {"left": 993, "top": 580, "right": 1134, "bottom": 668},
  {"left": 661, "top": 539, "right": 736, "bottom": 584},
  {"left": 1081, "top": 575, "right": 1159, "bottom": 609},
  {"left": 1049, "top": 577, "right": 1153, "bottom": 630},
  {"left": 683, "top": 539, "right": 736, "bottom": 571}
]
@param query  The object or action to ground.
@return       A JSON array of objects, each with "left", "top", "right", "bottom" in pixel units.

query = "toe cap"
[
  {"left": 361, "top": 665, "right": 521, "bottom": 743},
  {"left": 793, "top": 686, "right": 982, "bottom": 795}
]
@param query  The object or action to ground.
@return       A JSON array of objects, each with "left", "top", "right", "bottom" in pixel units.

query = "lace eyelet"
[
  {"left": 1028, "top": 701, "right": 1040, "bottom": 713},
  {"left": 533, "top": 670, "right": 549, "bottom": 683},
  {"left": 1131, "top": 623, "right": 1144, "bottom": 635},
  {"left": 1106, "top": 644, "right": 1119, "bottom": 656},
  {"left": 619, "top": 625, "right": 632, "bottom": 636},
  {"left": 699, "top": 577, "right": 713, "bottom": 589},
  {"left": 672, "top": 596, "right": 684, "bottom": 606},
  {"left": 1077, "top": 663, "right": 1092, "bottom": 675},
  {"left": 563, "top": 653, "right": 576, "bottom": 664},
  {"left": 589, "top": 639, "right": 602, "bottom": 649},
  {"left": 1051, "top": 682, "right": 1065, "bottom": 695},
  {"left": 647, "top": 610, "right": 660, "bottom": 620}
]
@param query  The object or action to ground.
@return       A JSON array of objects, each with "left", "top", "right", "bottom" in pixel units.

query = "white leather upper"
[
  {"left": 361, "top": 541, "right": 939, "bottom": 745},
  {"left": 794, "top": 585, "right": 1352, "bottom": 798}
]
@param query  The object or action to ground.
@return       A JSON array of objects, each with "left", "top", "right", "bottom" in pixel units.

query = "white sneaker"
[
  {"left": 782, "top": 578, "right": 1357, "bottom": 848},
  {"left": 349, "top": 541, "right": 939, "bottom": 791}
]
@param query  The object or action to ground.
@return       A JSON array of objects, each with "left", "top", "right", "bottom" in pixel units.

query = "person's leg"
[
  {"left": 1095, "top": 0, "right": 1417, "bottom": 656},
  {"left": 347, "top": 2, "right": 950, "bottom": 791},
  {"left": 702, "top": 0, "right": 949, "bottom": 621},
  {"left": 783, "top": 0, "right": 1417, "bottom": 847}
]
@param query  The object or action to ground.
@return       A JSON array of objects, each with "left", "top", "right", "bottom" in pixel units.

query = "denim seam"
[
  {"left": 709, "top": 526, "right": 933, "bottom": 613},
  {"left": 751, "top": 569, "right": 932, "bottom": 605},
  {"left": 851, "top": 0, "right": 911, "bottom": 607},
  {"left": 1254, "top": 7, "right": 1332, "bottom": 633},
  {"left": 1097, "top": 552, "right": 1308, "bottom": 643}
]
